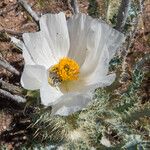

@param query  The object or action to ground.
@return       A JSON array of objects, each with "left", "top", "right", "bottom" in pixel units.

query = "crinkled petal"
[
  {"left": 21, "top": 65, "right": 46, "bottom": 90},
  {"left": 81, "top": 74, "right": 116, "bottom": 94},
  {"left": 50, "top": 74, "right": 115, "bottom": 116},
  {"left": 80, "top": 18, "right": 104, "bottom": 76},
  {"left": 39, "top": 12, "right": 70, "bottom": 61},
  {"left": 59, "top": 79, "right": 85, "bottom": 93},
  {"left": 40, "top": 72, "right": 63, "bottom": 106},
  {"left": 51, "top": 93, "right": 92, "bottom": 116},
  {"left": 23, "top": 47, "right": 35, "bottom": 65},
  {"left": 64, "top": 74, "right": 115, "bottom": 96},
  {"left": 82, "top": 45, "right": 110, "bottom": 82},
  {"left": 23, "top": 31, "right": 56, "bottom": 68},
  {"left": 67, "top": 13, "right": 94, "bottom": 66},
  {"left": 80, "top": 17, "right": 125, "bottom": 77}
]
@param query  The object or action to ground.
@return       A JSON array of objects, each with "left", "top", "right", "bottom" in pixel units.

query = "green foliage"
[
  {"left": 88, "top": 0, "right": 100, "bottom": 18},
  {"left": 123, "top": 1, "right": 139, "bottom": 33},
  {"left": 109, "top": 56, "right": 122, "bottom": 71},
  {"left": 114, "top": 69, "right": 144, "bottom": 113},
  {"left": 36, "top": 0, "right": 47, "bottom": 8},
  {"left": 0, "top": 144, "right": 8, "bottom": 150},
  {"left": 109, "top": 0, "right": 140, "bottom": 31},
  {"left": 107, "top": 0, "right": 120, "bottom": 25}
]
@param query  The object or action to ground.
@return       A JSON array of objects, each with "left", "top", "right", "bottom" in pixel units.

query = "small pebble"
[
  {"left": 3, "top": 126, "right": 7, "bottom": 129},
  {"left": 9, "top": 0, "right": 14, "bottom": 2}
]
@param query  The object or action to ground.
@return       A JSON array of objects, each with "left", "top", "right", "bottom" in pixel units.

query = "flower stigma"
[{"left": 48, "top": 57, "right": 80, "bottom": 86}]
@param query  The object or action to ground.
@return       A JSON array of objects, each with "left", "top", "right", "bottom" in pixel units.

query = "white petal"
[
  {"left": 104, "top": 25, "right": 125, "bottom": 59},
  {"left": 80, "top": 17, "right": 125, "bottom": 77},
  {"left": 50, "top": 74, "right": 115, "bottom": 116},
  {"left": 82, "top": 45, "right": 109, "bottom": 82},
  {"left": 51, "top": 93, "right": 92, "bottom": 116},
  {"left": 59, "top": 80, "right": 85, "bottom": 93},
  {"left": 80, "top": 19, "right": 103, "bottom": 76},
  {"left": 23, "top": 47, "right": 35, "bottom": 65},
  {"left": 59, "top": 73, "right": 115, "bottom": 95},
  {"left": 81, "top": 74, "right": 116, "bottom": 94},
  {"left": 67, "top": 13, "right": 94, "bottom": 66},
  {"left": 40, "top": 72, "right": 63, "bottom": 106},
  {"left": 21, "top": 65, "right": 46, "bottom": 90},
  {"left": 39, "top": 12, "right": 70, "bottom": 60},
  {"left": 61, "top": 47, "right": 115, "bottom": 94},
  {"left": 66, "top": 74, "right": 115, "bottom": 97},
  {"left": 23, "top": 31, "right": 56, "bottom": 68}
]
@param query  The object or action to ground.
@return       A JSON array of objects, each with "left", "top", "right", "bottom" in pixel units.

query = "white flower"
[{"left": 12, "top": 12, "right": 125, "bottom": 116}]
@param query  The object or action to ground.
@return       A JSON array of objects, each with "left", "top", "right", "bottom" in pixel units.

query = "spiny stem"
[
  {"left": 0, "top": 79, "right": 23, "bottom": 95},
  {"left": 0, "top": 59, "right": 20, "bottom": 76},
  {"left": 115, "top": 0, "right": 131, "bottom": 31},
  {"left": 70, "top": 0, "right": 79, "bottom": 14},
  {"left": 18, "top": 0, "right": 40, "bottom": 23},
  {"left": 0, "top": 89, "right": 26, "bottom": 103}
]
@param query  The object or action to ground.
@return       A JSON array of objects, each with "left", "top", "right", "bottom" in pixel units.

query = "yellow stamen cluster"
[{"left": 50, "top": 57, "right": 80, "bottom": 82}]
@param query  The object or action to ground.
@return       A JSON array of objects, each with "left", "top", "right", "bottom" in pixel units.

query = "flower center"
[{"left": 48, "top": 57, "right": 80, "bottom": 86}]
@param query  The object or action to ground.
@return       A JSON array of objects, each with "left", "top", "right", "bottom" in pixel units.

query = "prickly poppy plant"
[{"left": 12, "top": 12, "right": 124, "bottom": 116}]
